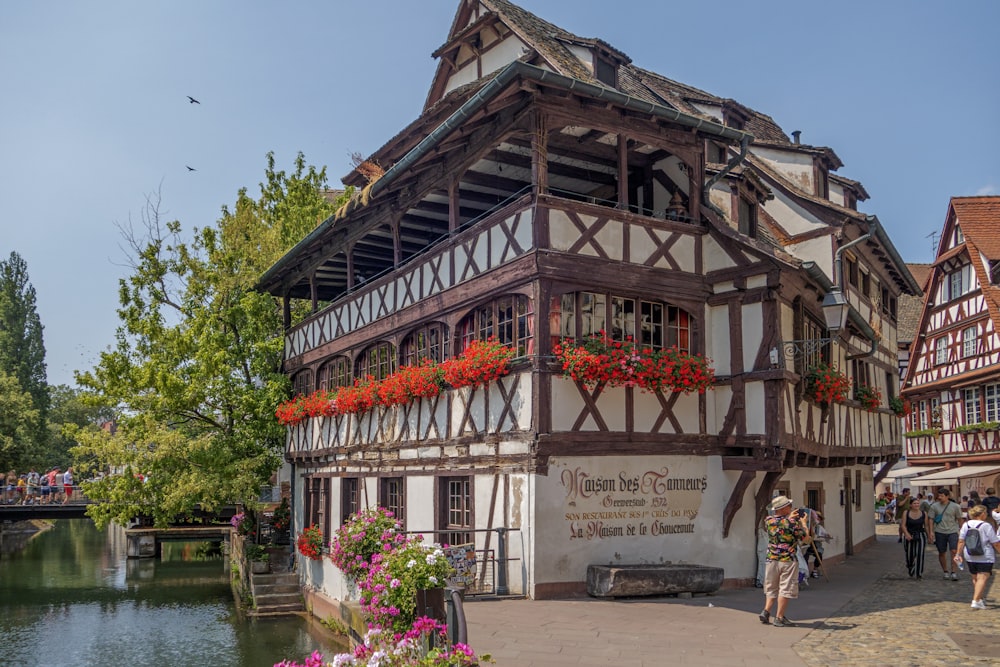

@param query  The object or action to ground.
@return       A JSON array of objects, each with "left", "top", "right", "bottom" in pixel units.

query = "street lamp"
[{"left": 771, "top": 287, "right": 851, "bottom": 366}]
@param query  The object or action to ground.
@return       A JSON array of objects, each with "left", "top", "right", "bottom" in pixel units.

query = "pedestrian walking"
[
  {"left": 759, "top": 495, "right": 807, "bottom": 627},
  {"left": 62, "top": 467, "right": 74, "bottom": 504},
  {"left": 895, "top": 488, "right": 912, "bottom": 543},
  {"left": 954, "top": 505, "right": 1000, "bottom": 609},
  {"left": 983, "top": 488, "right": 1000, "bottom": 514},
  {"left": 901, "top": 497, "right": 929, "bottom": 579},
  {"left": 38, "top": 471, "right": 50, "bottom": 504},
  {"left": 928, "top": 488, "right": 964, "bottom": 580}
]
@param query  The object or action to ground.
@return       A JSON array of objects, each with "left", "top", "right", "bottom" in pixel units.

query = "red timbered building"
[
  {"left": 257, "top": 0, "right": 918, "bottom": 602},
  {"left": 902, "top": 197, "right": 1000, "bottom": 494}
]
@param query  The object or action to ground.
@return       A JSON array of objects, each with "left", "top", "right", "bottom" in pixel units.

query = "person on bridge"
[
  {"left": 62, "top": 467, "right": 74, "bottom": 504},
  {"left": 48, "top": 468, "right": 61, "bottom": 503},
  {"left": 39, "top": 471, "right": 50, "bottom": 503},
  {"left": 759, "top": 495, "right": 807, "bottom": 628}
]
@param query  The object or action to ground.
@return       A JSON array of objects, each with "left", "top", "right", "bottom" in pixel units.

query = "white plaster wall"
[
  {"left": 445, "top": 61, "right": 480, "bottom": 95},
  {"left": 708, "top": 183, "right": 732, "bottom": 219},
  {"left": 753, "top": 147, "right": 814, "bottom": 192},
  {"left": 741, "top": 302, "right": 763, "bottom": 373},
  {"left": 745, "top": 381, "right": 766, "bottom": 434},
  {"left": 829, "top": 182, "right": 847, "bottom": 208},
  {"left": 690, "top": 103, "right": 723, "bottom": 121},
  {"left": 530, "top": 456, "right": 760, "bottom": 589},
  {"left": 480, "top": 35, "right": 529, "bottom": 78},
  {"left": 407, "top": 476, "right": 436, "bottom": 540},
  {"left": 567, "top": 44, "right": 593, "bottom": 72},
  {"left": 702, "top": 236, "right": 738, "bottom": 274},
  {"left": 787, "top": 236, "right": 834, "bottom": 278},
  {"left": 707, "top": 303, "right": 732, "bottom": 374},
  {"left": 761, "top": 189, "right": 826, "bottom": 236}
]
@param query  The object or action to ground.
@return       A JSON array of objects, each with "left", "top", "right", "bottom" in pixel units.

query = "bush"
[{"left": 329, "top": 507, "right": 406, "bottom": 580}]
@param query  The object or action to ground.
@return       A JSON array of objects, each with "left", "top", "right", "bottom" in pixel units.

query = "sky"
[{"left": 1, "top": 1, "right": 997, "bottom": 388}]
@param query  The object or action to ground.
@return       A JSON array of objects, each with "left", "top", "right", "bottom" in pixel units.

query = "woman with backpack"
[{"left": 954, "top": 505, "right": 1000, "bottom": 610}]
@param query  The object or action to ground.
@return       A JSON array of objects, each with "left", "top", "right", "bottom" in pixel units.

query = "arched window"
[
  {"left": 555, "top": 291, "right": 693, "bottom": 352},
  {"left": 356, "top": 341, "right": 397, "bottom": 381},
  {"left": 457, "top": 295, "right": 533, "bottom": 356},
  {"left": 400, "top": 323, "right": 447, "bottom": 366},
  {"left": 317, "top": 356, "right": 352, "bottom": 392},
  {"left": 292, "top": 369, "right": 314, "bottom": 396}
]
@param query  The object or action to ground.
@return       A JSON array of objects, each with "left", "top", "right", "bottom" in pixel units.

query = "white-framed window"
[
  {"left": 963, "top": 326, "right": 978, "bottom": 358},
  {"left": 965, "top": 387, "right": 982, "bottom": 425},
  {"left": 916, "top": 399, "right": 928, "bottom": 430},
  {"left": 930, "top": 397, "right": 941, "bottom": 428},
  {"left": 559, "top": 291, "right": 692, "bottom": 352},
  {"left": 935, "top": 336, "right": 949, "bottom": 365},
  {"left": 948, "top": 264, "right": 973, "bottom": 301},
  {"left": 986, "top": 384, "right": 1000, "bottom": 422}
]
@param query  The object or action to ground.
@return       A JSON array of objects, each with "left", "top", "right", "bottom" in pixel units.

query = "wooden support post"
[
  {"left": 722, "top": 470, "right": 756, "bottom": 538},
  {"left": 448, "top": 179, "right": 460, "bottom": 233},
  {"left": 346, "top": 243, "right": 355, "bottom": 290},
  {"left": 282, "top": 295, "right": 291, "bottom": 330},
  {"left": 617, "top": 133, "right": 628, "bottom": 209},
  {"left": 531, "top": 111, "right": 548, "bottom": 195},
  {"left": 391, "top": 221, "right": 401, "bottom": 265},
  {"left": 309, "top": 273, "right": 318, "bottom": 313}
]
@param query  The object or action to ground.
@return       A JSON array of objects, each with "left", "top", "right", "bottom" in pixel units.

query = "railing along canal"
[{"left": 405, "top": 527, "right": 521, "bottom": 597}]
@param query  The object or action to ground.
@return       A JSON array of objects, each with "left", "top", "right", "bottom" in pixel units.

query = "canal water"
[{"left": 0, "top": 520, "right": 342, "bottom": 667}]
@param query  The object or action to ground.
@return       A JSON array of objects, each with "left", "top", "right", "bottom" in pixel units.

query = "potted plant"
[
  {"left": 803, "top": 363, "right": 851, "bottom": 405},
  {"left": 296, "top": 524, "right": 325, "bottom": 561},
  {"left": 855, "top": 384, "right": 882, "bottom": 412},
  {"left": 888, "top": 395, "right": 910, "bottom": 417},
  {"left": 246, "top": 543, "right": 270, "bottom": 574}
]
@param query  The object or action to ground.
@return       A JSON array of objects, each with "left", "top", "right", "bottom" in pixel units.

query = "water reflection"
[{"left": 0, "top": 520, "right": 339, "bottom": 667}]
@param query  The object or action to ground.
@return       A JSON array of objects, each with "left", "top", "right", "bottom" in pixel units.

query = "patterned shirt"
[{"left": 765, "top": 514, "right": 807, "bottom": 562}]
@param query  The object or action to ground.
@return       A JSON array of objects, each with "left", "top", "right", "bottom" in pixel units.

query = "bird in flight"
[
  {"left": 187, "top": 96, "right": 200, "bottom": 104},
  {"left": 186, "top": 165, "right": 196, "bottom": 172}
]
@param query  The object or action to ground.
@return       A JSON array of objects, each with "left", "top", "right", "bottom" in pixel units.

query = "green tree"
[
  {"left": 74, "top": 153, "right": 346, "bottom": 529},
  {"left": 0, "top": 370, "right": 38, "bottom": 471},
  {"left": 0, "top": 251, "right": 49, "bottom": 464},
  {"left": 36, "top": 384, "right": 113, "bottom": 469}
]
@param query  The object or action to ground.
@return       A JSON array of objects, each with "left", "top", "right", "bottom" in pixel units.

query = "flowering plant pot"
[
  {"left": 440, "top": 338, "right": 515, "bottom": 389},
  {"left": 855, "top": 384, "right": 882, "bottom": 412},
  {"left": 554, "top": 332, "right": 715, "bottom": 394},
  {"left": 888, "top": 395, "right": 910, "bottom": 417},
  {"left": 296, "top": 524, "right": 325, "bottom": 561},
  {"left": 803, "top": 363, "right": 851, "bottom": 405},
  {"left": 329, "top": 507, "right": 406, "bottom": 580}
]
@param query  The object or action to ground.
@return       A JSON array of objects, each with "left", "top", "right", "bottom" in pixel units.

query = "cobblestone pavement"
[
  {"left": 465, "top": 524, "right": 1000, "bottom": 666},
  {"left": 797, "top": 528, "right": 1000, "bottom": 666}
]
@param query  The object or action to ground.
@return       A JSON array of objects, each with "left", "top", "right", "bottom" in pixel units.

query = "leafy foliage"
[
  {"left": 0, "top": 252, "right": 49, "bottom": 466},
  {"left": 0, "top": 370, "right": 39, "bottom": 471},
  {"left": 74, "top": 153, "right": 348, "bottom": 528}
]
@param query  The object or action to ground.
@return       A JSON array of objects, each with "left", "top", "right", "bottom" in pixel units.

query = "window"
[
  {"left": 558, "top": 291, "right": 693, "bottom": 352},
  {"left": 292, "top": 369, "right": 314, "bottom": 396},
  {"left": 801, "top": 314, "right": 830, "bottom": 371},
  {"left": 934, "top": 336, "right": 948, "bottom": 366},
  {"left": 947, "top": 264, "right": 973, "bottom": 300},
  {"left": 861, "top": 271, "right": 871, "bottom": 299},
  {"left": 379, "top": 477, "right": 405, "bottom": 526},
  {"left": 318, "top": 356, "right": 351, "bottom": 392},
  {"left": 963, "top": 326, "right": 978, "bottom": 358},
  {"left": 357, "top": 341, "right": 396, "bottom": 381},
  {"left": 400, "top": 323, "right": 447, "bottom": 366},
  {"left": 805, "top": 482, "right": 825, "bottom": 514},
  {"left": 341, "top": 477, "right": 359, "bottom": 524},
  {"left": 845, "top": 255, "right": 859, "bottom": 289},
  {"left": 595, "top": 56, "right": 617, "bottom": 87},
  {"left": 965, "top": 387, "right": 982, "bottom": 425},
  {"left": 884, "top": 370, "right": 895, "bottom": 401},
  {"left": 304, "top": 476, "right": 328, "bottom": 537},
  {"left": 916, "top": 399, "right": 928, "bottom": 430},
  {"left": 985, "top": 384, "right": 1000, "bottom": 423},
  {"left": 954, "top": 226, "right": 964, "bottom": 246},
  {"left": 930, "top": 397, "right": 941, "bottom": 428},
  {"left": 457, "top": 295, "right": 533, "bottom": 356},
  {"left": 738, "top": 197, "right": 757, "bottom": 238},
  {"left": 851, "top": 359, "right": 871, "bottom": 394},
  {"left": 439, "top": 476, "right": 473, "bottom": 547}
]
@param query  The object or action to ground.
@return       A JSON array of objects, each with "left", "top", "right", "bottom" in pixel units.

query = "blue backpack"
[{"left": 966, "top": 522, "right": 986, "bottom": 557}]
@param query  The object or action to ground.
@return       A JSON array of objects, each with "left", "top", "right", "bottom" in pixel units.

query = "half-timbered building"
[
  {"left": 257, "top": 0, "right": 918, "bottom": 602},
  {"left": 902, "top": 197, "right": 1000, "bottom": 494}
]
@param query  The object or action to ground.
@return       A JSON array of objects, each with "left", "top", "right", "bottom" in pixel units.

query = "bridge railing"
[{"left": 2, "top": 484, "right": 91, "bottom": 506}]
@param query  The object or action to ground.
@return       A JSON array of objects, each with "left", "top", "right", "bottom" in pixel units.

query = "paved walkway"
[{"left": 463, "top": 526, "right": 1000, "bottom": 666}]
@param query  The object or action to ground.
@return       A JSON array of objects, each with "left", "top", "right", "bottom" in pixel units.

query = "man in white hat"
[{"left": 759, "top": 494, "right": 807, "bottom": 627}]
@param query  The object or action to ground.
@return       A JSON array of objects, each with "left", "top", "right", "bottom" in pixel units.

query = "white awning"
[
  {"left": 882, "top": 465, "right": 945, "bottom": 481},
  {"left": 909, "top": 465, "right": 1000, "bottom": 486}
]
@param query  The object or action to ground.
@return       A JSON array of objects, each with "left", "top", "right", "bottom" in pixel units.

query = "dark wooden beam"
[{"left": 722, "top": 470, "right": 756, "bottom": 538}]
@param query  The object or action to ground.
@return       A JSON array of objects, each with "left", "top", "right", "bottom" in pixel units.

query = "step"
[
  {"left": 251, "top": 572, "right": 298, "bottom": 585},
  {"left": 256, "top": 592, "right": 303, "bottom": 607},
  {"left": 254, "top": 602, "right": 305, "bottom": 614},
  {"left": 253, "top": 582, "right": 300, "bottom": 596}
]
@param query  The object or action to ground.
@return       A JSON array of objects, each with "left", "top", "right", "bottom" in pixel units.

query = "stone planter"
[
  {"left": 587, "top": 563, "right": 724, "bottom": 598},
  {"left": 250, "top": 560, "right": 270, "bottom": 574}
]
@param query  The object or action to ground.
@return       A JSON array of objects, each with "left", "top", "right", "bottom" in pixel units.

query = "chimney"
[{"left": 791, "top": 130, "right": 801, "bottom": 145}]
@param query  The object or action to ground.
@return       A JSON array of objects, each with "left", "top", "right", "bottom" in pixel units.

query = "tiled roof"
[
  {"left": 897, "top": 263, "right": 932, "bottom": 344},
  {"left": 952, "top": 197, "right": 1000, "bottom": 260}
]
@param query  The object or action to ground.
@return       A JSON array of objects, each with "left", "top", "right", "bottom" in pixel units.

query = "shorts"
[
  {"left": 968, "top": 561, "right": 994, "bottom": 575},
  {"left": 764, "top": 559, "right": 799, "bottom": 600},
  {"left": 64, "top": 484, "right": 73, "bottom": 497},
  {"left": 935, "top": 532, "right": 959, "bottom": 553}
]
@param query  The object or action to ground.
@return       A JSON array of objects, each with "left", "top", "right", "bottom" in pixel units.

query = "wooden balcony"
[{"left": 906, "top": 428, "right": 1000, "bottom": 464}]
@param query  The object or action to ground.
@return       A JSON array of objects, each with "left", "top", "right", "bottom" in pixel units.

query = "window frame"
[
  {"left": 340, "top": 477, "right": 360, "bottom": 524},
  {"left": 400, "top": 322, "right": 448, "bottom": 366},
  {"left": 356, "top": 341, "right": 397, "bottom": 381},
  {"left": 439, "top": 475, "right": 474, "bottom": 547},
  {"left": 934, "top": 336, "right": 949, "bottom": 366},
  {"left": 965, "top": 387, "right": 982, "bottom": 425},
  {"left": 379, "top": 477, "right": 406, "bottom": 528},
  {"left": 557, "top": 291, "right": 695, "bottom": 353},
  {"left": 292, "top": 369, "right": 314, "bottom": 397},
  {"left": 318, "top": 356, "right": 352, "bottom": 392},
  {"left": 962, "top": 326, "right": 978, "bottom": 359},
  {"left": 457, "top": 295, "right": 533, "bottom": 357}
]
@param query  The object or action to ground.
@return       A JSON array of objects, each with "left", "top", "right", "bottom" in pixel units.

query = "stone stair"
[{"left": 249, "top": 571, "right": 304, "bottom": 616}]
